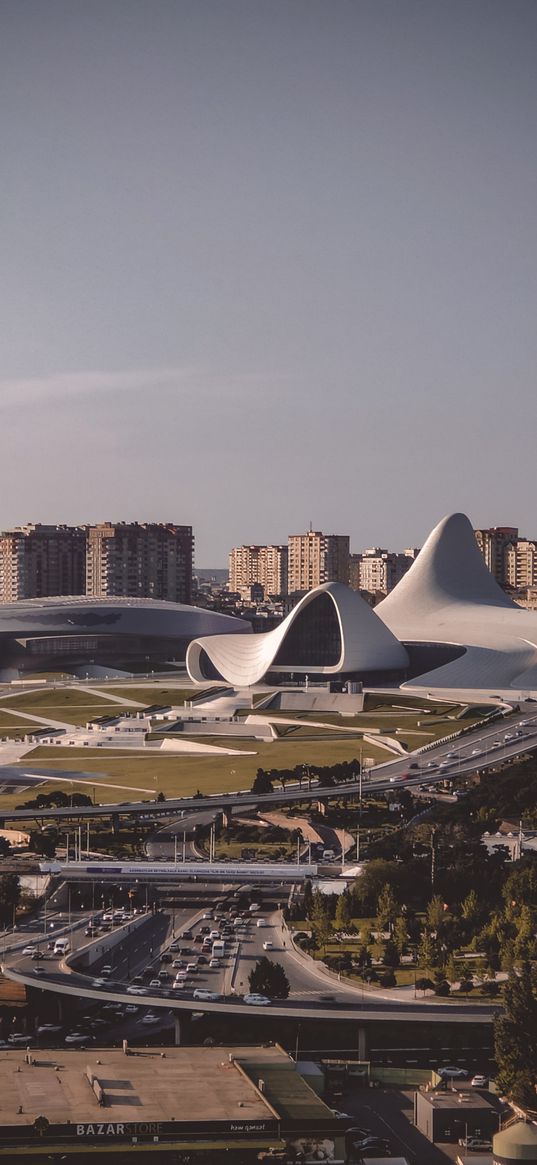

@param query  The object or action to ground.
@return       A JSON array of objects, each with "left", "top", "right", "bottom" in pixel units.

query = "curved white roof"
[
  {"left": 377, "top": 512, "right": 537, "bottom": 691},
  {"left": 187, "top": 581, "right": 409, "bottom": 687}
]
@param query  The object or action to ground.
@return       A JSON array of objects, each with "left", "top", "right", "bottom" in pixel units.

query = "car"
[
  {"left": 437, "top": 1065, "right": 468, "bottom": 1079},
  {"left": 186, "top": 962, "right": 198, "bottom": 973},
  {"left": 22, "top": 945, "right": 36, "bottom": 956},
  {"left": 470, "top": 1074, "right": 489, "bottom": 1088},
  {"left": 126, "top": 985, "right": 146, "bottom": 995},
  {"left": 471, "top": 749, "right": 482, "bottom": 756},
  {"left": 65, "top": 1032, "right": 95, "bottom": 1046},
  {"left": 192, "top": 989, "right": 221, "bottom": 1001},
  {"left": 160, "top": 952, "right": 172, "bottom": 963},
  {"left": 491, "top": 741, "right": 502, "bottom": 749},
  {"left": 141, "top": 1013, "right": 160, "bottom": 1025},
  {"left": 172, "top": 959, "right": 185, "bottom": 969},
  {"left": 31, "top": 950, "right": 44, "bottom": 960},
  {"left": 197, "top": 955, "right": 208, "bottom": 965},
  {"left": 242, "top": 993, "right": 271, "bottom": 1006},
  {"left": 262, "top": 941, "right": 274, "bottom": 951},
  {"left": 181, "top": 930, "right": 193, "bottom": 940},
  {"left": 8, "top": 1033, "right": 34, "bottom": 1046},
  {"left": 172, "top": 979, "right": 188, "bottom": 990},
  {"left": 331, "top": 1109, "right": 353, "bottom": 1120},
  {"left": 124, "top": 1004, "right": 139, "bottom": 1015},
  {"left": 91, "top": 977, "right": 109, "bottom": 988},
  {"left": 209, "top": 958, "right": 221, "bottom": 969},
  {"left": 33, "top": 966, "right": 47, "bottom": 977},
  {"left": 36, "top": 1023, "right": 63, "bottom": 1035},
  {"left": 175, "top": 971, "right": 188, "bottom": 981},
  {"left": 148, "top": 979, "right": 162, "bottom": 990},
  {"left": 200, "top": 925, "right": 211, "bottom": 935},
  {"left": 351, "top": 1137, "right": 390, "bottom": 1153},
  {"left": 427, "top": 761, "right": 438, "bottom": 769},
  {"left": 458, "top": 1136, "right": 493, "bottom": 1150}
]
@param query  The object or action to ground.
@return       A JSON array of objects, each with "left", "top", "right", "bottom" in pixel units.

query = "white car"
[
  {"left": 192, "top": 989, "right": 221, "bottom": 1001},
  {"left": 470, "top": 1074, "right": 489, "bottom": 1088},
  {"left": 126, "top": 985, "right": 147, "bottom": 995},
  {"left": 91, "top": 977, "right": 108, "bottom": 988},
  {"left": 242, "top": 993, "right": 271, "bottom": 1006},
  {"left": 141, "top": 1013, "right": 160, "bottom": 1025},
  {"left": 65, "top": 1032, "right": 94, "bottom": 1045},
  {"left": 8, "top": 1033, "right": 34, "bottom": 1045},
  {"left": 437, "top": 1065, "right": 468, "bottom": 1079},
  {"left": 209, "top": 957, "right": 221, "bottom": 969},
  {"left": 36, "top": 1023, "right": 62, "bottom": 1035},
  {"left": 262, "top": 940, "right": 274, "bottom": 951},
  {"left": 148, "top": 979, "right": 161, "bottom": 990},
  {"left": 22, "top": 945, "right": 36, "bottom": 956},
  {"left": 124, "top": 1004, "right": 139, "bottom": 1015}
]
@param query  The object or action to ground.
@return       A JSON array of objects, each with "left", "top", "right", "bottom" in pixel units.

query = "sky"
[{"left": 2, "top": 0, "right": 537, "bottom": 565}]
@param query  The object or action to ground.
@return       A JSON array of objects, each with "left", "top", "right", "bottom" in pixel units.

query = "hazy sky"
[{"left": 2, "top": 1, "right": 537, "bottom": 564}]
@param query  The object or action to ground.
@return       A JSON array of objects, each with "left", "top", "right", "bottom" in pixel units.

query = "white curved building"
[
  {"left": 186, "top": 581, "right": 409, "bottom": 687},
  {"left": 376, "top": 511, "right": 537, "bottom": 692},
  {"left": 187, "top": 513, "right": 537, "bottom": 695}
]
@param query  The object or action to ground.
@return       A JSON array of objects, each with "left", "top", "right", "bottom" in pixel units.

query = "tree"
[
  {"left": 426, "top": 895, "right": 445, "bottom": 932},
  {"left": 29, "top": 831, "right": 56, "bottom": 858},
  {"left": 302, "top": 879, "right": 314, "bottom": 919},
  {"left": 383, "top": 939, "right": 400, "bottom": 970},
  {"left": 375, "top": 884, "right": 398, "bottom": 935},
  {"left": 0, "top": 873, "right": 21, "bottom": 926},
  {"left": 251, "top": 769, "right": 273, "bottom": 795},
  {"left": 393, "top": 913, "right": 409, "bottom": 955},
  {"left": 495, "top": 962, "right": 537, "bottom": 1105},
  {"left": 310, "top": 890, "right": 332, "bottom": 953},
  {"left": 335, "top": 890, "right": 353, "bottom": 932},
  {"left": 415, "top": 977, "right": 434, "bottom": 994},
  {"left": 418, "top": 930, "right": 438, "bottom": 974},
  {"left": 248, "top": 957, "right": 290, "bottom": 999}
]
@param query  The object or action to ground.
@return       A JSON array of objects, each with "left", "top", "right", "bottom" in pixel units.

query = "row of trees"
[{"left": 251, "top": 759, "right": 361, "bottom": 795}]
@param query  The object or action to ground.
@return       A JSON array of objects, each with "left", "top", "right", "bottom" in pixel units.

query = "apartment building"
[
  {"left": 475, "top": 526, "right": 518, "bottom": 586},
  {"left": 287, "top": 531, "right": 349, "bottom": 592},
  {"left": 0, "top": 524, "right": 86, "bottom": 602},
  {"left": 349, "top": 547, "right": 418, "bottom": 596},
  {"left": 228, "top": 544, "right": 288, "bottom": 596},
  {"left": 505, "top": 539, "right": 537, "bottom": 591},
  {"left": 86, "top": 523, "right": 193, "bottom": 604}
]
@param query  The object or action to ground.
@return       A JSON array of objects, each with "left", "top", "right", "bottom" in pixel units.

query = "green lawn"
[
  {"left": 0, "top": 733, "right": 385, "bottom": 810},
  {"left": 101, "top": 685, "right": 197, "bottom": 705}
]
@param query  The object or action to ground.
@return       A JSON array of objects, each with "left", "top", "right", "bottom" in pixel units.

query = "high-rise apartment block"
[
  {"left": 86, "top": 523, "right": 193, "bottom": 603},
  {"left": 228, "top": 544, "right": 288, "bottom": 597},
  {"left": 349, "top": 547, "right": 419, "bottom": 596},
  {"left": 474, "top": 526, "right": 518, "bottom": 586},
  {"left": 505, "top": 540, "right": 537, "bottom": 591},
  {"left": 0, "top": 525, "right": 86, "bottom": 602},
  {"left": 287, "top": 531, "right": 349, "bottom": 592}
]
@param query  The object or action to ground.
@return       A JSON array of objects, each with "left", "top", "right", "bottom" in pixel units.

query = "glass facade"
[{"left": 273, "top": 592, "right": 341, "bottom": 667}]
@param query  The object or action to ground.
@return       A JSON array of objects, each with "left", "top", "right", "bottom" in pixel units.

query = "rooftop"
[{"left": 0, "top": 1045, "right": 286, "bottom": 1129}]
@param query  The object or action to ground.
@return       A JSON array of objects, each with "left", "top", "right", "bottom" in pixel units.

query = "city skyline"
[{"left": 2, "top": 1, "right": 537, "bottom": 563}]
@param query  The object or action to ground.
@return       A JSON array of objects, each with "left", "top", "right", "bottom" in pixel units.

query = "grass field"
[
  {"left": 0, "top": 733, "right": 378, "bottom": 810},
  {"left": 103, "top": 686, "right": 201, "bottom": 705}
]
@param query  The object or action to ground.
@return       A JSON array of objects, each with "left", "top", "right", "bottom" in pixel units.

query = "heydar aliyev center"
[{"left": 186, "top": 512, "right": 537, "bottom": 694}]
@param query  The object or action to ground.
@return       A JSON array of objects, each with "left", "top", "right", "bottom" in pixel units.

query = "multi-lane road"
[{"left": 2, "top": 899, "right": 498, "bottom": 1027}]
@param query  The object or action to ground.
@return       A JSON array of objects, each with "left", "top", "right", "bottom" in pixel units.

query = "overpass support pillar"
[
  {"left": 357, "top": 1026, "right": 367, "bottom": 1061},
  {"left": 111, "top": 813, "right": 120, "bottom": 835},
  {"left": 316, "top": 800, "right": 327, "bottom": 816},
  {"left": 221, "top": 809, "right": 231, "bottom": 829},
  {"left": 173, "top": 1012, "right": 191, "bottom": 1047}
]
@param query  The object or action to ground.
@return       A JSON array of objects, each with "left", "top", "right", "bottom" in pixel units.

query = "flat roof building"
[{"left": 0, "top": 1044, "right": 344, "bottom": 1161}]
